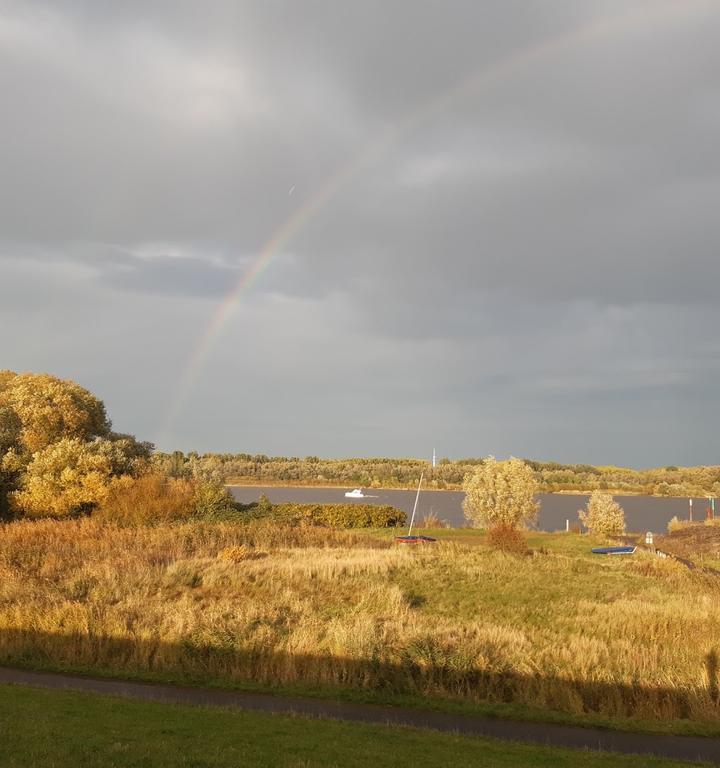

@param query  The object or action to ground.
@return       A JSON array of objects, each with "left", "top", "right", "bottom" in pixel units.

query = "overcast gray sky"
[{"left": 2, "top": 0, "right": 719, "bottom": 466}]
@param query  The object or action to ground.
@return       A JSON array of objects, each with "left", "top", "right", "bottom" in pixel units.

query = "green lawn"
[{"left": 0, "top": 684, "right": 704, "bottom": 768}]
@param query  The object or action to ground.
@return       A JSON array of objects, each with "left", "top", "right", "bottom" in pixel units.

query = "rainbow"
[{"left": 159, "top": 0, "right": 716, "bottom": 445}]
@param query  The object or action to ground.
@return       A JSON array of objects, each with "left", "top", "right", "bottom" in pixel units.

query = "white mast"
[
  {"left": 432, "top": 448, "right": 436, "bottom": 468},
  {"left": 407, "top": 472, "right": 424, "bottom": 536}
]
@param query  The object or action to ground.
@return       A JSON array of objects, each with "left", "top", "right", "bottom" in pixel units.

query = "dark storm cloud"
[{"left": 2, "top": 0, "right": 720, "bottom": 464}]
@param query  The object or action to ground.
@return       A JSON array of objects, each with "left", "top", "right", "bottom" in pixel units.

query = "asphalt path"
[{"left": 2, "top": 667, "right": 719, "bottom": 764}]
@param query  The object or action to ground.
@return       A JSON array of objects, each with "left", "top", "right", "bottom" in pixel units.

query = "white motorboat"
[{"left": 344, "top": 488, "right": 365, "bottom": 498}]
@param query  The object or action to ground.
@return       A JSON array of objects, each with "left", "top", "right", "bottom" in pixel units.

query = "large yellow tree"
[
  {"left": 0, "top": 371, "right": 111, "bottom": 454},
  {"left": 462, "top": 456, "right": 539, "bottom": 529},
  {"left": 0, "top": 371, "right": 150, "bottom": 519}
]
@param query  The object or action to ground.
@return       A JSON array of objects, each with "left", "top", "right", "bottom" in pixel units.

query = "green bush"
[
  {"left": 266, "top": 502, "right": 406, "bottom": 528},
  {"left": 193, "top": 480, "right": 238, "bottom": 520}
]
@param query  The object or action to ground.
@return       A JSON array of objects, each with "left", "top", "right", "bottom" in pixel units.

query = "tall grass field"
[{"left": 1, "top": 518, "right": 719, "bottom": 732}]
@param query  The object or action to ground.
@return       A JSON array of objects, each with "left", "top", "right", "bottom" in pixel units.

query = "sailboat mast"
[{"left": 408, "top": 472, "right": 424, "bottom": 535}]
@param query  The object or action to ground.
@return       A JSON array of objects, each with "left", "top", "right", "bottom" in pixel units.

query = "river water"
[{"left": 228, "top": 486, "right": 711, "bottom": 533}]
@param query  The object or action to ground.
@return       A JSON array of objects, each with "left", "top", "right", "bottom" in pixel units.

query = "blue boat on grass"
[{"left": 591, "top": 546, "right": 637, "bottom": 555}]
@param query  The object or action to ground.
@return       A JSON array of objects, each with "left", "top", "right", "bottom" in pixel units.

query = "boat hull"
[
  {"left": 591, "top": 546, "right": 636, "bottom": 555},
  {"left": 395, "top": 535, "right": 437, "bottom": 545}
]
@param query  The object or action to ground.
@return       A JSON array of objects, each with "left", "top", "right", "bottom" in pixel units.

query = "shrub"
[
  {"left": 487, "top": 523, "right": 528, "bottom": 555},
  {"left": 94, "top": 473, "right": 195, "bottom": 525},
  {"left": 217, "top": 545, "right": 267, "bottom": 562},
  {"left": 579, "top": 491, "right": 626, "bottom": 536},
  {"left": 265, "top": 502, "right": 405, "bottom": 528},
  {"left": 11, "top": 438, "right": 113, "bottom": 518},
  {"left": 193, "top": 480, "right": 238, "bottom": 520}
]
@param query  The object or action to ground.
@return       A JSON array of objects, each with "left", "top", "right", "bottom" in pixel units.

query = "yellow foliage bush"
[
  {"left": 217, "top": 545, "right": 267, "bottom": 563},
  {"left": 579, "top": 491, "right": 626, "bottom": 537},
  {"left": 11, "top": 438, "right": 113, "bottom": 518},
  {"left": 94, "top": 473, "right": 195, "bottom": 525},
  {"left": 217, "top": 545, "right": 250, "bottom": 562}
]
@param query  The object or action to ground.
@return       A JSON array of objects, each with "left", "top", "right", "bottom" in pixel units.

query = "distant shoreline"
[
  {"left": 225, "top": 482, "right": 700, "bottom": 499},
  {"left": 225, "top": 481, "right": 456, "bottom": 492}
]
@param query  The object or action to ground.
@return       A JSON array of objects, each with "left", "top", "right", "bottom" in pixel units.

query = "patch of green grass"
[
  {"left": 8, "top": 658, "right": 720, "bottom": 740},
  {"left": 0, "top": 684, "right": 703, "bottom": 768},
  {"left": 390, "top": 532, "right": 636, "bottom": 626},
  {"left": 377, "top": 526, "right": 605, "bottom": 556}
]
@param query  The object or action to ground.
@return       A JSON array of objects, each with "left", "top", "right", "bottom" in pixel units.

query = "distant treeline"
[{"left": 152, "top": 453, "right": 720, "bottom": 498}]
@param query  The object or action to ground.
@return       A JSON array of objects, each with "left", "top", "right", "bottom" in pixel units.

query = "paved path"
[{"left": 2, "top": 667, "right": 719, "bottom": 765}]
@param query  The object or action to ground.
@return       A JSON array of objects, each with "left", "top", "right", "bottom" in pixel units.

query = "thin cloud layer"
[{"left": 1, "top": 0, "right": 719, "bottom": 464}]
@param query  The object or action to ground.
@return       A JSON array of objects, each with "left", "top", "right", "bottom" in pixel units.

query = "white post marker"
[
  {"left": 566, "top": 519, "right": 569, "bottom": 532},
  {"left": 689, "top": 498, "right": 693, "bottom": 522}
]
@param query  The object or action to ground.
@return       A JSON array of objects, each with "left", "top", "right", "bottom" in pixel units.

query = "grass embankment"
[
  {"left": 657, "top": 525, "right": 720, "bottom": 571},
  {"left": 0, "top": 684, "right": 701, "bottom": 768},
  {"left": 1, "top": 519, "right": 720, "bottom": 735}
]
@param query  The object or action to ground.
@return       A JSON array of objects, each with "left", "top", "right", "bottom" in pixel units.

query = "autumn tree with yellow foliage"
[
  {"left": 579, "top": 491, "right": 626, "bottom": 537},
  {"left": 462, "top": 456, "right": 539, "bottom": 529},
  {"left": 1, "top": 371, "right": 111, "bottom": 453},
  {"left": 0, "top": 370, "right": 151, "bottom": 518}
]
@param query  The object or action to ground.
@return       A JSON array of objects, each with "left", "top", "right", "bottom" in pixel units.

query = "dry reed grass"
[
  {"left": 93, "top": 474, "right": 196, "bottom": 525},
  {"left": 419, "top": 512, "right": 446, "bottom": 529},
  {"left": 1, "top": 518, "right": 720, "bottom": 725}
]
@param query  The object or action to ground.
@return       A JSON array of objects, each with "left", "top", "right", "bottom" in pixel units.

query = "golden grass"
[{"left": 1, "top": 518, "right": 720, "bottom": 726}]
